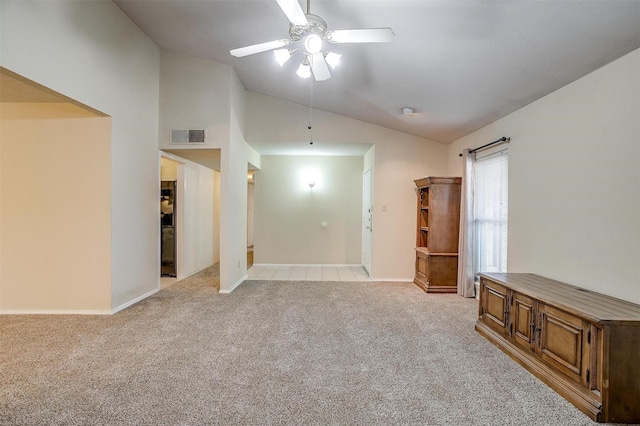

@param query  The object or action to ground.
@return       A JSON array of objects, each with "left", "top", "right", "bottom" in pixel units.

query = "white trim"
[
  {"left": 1, "top": 289, "right": 160, "bottom": 315},
  {"left": 175, "top": 162, "right": 186, "bottom": 280},
  {"left": 219, "top": 273, "right": 247, "bottom": 294},
  {"left": 362, "top": 167, "right": 373, "bottom": 276},
  {"left": 370, "top": 278, "right": 414, "bottom": 282},
  {"left": 0, "top": 309, "right": 112, "bottom": 315},
  {"left": 111, "top": 288, "right": 159, "bottom": 314}
]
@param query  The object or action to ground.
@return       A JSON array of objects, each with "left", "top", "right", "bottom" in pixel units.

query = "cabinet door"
[
  {"left": 537, "top": 304, "right": 590, "bottom": 386},
  {"left": 415, "top": 252, "right": 428, "bottom": 281},
  {"left": 479, "top": 278, "right": 510, "bottom": 337},
  {"left": 512, "top": 292, "right": 536, "bottom": 353}
]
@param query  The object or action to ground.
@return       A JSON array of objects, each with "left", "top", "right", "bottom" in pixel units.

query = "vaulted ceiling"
[{"left": 115, "top": 0, "right": 640, "bottom": 144}]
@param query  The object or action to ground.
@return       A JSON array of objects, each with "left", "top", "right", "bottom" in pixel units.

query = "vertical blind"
[{"left": 472, "top": 150, "right": 508, "bottom": 277}]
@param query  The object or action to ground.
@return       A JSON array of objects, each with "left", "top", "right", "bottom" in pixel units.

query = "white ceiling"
[{"left": 114, "top": 0, "right": 640, "bottom": 145}]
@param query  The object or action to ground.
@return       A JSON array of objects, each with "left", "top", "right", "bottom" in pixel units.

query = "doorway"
[
  {"left": 160, "top": 156, "right": 181, "bottom": 287},
  {"left": 159, "top": 149, "right": 221, "bottom": 288}
]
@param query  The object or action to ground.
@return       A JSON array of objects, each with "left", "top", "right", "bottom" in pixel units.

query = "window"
[{"left": 472, "top": 149, "right": 508, "bottom": 277}]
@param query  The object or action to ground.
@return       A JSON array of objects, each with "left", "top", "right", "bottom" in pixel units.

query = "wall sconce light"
[{"left": 300, "top": 167, "right": 321, "bottom": 191}]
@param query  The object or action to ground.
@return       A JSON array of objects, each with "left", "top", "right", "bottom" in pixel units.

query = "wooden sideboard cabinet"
[
  {"left": 413, "top": 177, "right": 461, "bottom": 293},
  {"left": 476, "top": 273, "right": 640, "bottom": 423}
]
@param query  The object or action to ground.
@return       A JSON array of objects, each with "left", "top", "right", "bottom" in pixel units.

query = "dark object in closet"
[{"left": 161, "top": 180, "right": 177, "bottom": 277}]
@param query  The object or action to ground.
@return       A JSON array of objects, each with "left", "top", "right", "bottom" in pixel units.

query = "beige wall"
[
  {"left": 0, "top": 103, "right": 112, "bottom": 312},
  {"left": 447, "top": 47, "right": 640, "bottom": 304},
  {"left": 254, "top": 155, "right": 363, "bottom": 264},
  {"left": 1, "top": 1, "right": 161, "bottom": 311}
]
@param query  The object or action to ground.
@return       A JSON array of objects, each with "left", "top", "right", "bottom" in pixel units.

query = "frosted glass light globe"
[{"left": 304, "top": 34, "right": 323, "bottom": 54}]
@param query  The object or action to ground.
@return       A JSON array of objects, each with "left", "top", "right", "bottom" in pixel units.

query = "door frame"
[{"left": 362, "top": 167, "right": 373, "bottom": 275}]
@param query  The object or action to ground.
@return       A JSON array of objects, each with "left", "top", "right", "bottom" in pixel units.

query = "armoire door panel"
[{"left": 416, "top": 253, "right": 428, "bottom": 278}]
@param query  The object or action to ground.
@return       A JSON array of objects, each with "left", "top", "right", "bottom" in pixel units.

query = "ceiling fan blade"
[
  {"left": 275, "top": 0, "right": 308, "bottom": 26},
  {"left": 310, "top": 53, "right": 331, "bottom": 81},
  {"left": 230, "top": 40, "right": 289, "bottom": 57},
  {"left": 326, "top": 28, "right": 395, "bottom": 44}
]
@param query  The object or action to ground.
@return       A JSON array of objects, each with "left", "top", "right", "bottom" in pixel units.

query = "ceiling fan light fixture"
[
  {"left": 229, "top": 0, "right": 394, "bottom": 82},
  {"left": 304, "top": 33, "right": 323, "bottom": 54},
  {"left": 296, "top": 60, "right": 311, "bottom": 79},
  {"left": 274, "top": 48, "right": 291, "bottom": 66},
  {"left": 325, "top": 52, "right": 341, "bottom": 69}
]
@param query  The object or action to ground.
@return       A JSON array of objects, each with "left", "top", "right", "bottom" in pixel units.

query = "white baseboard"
[
  {"left": 219, "top": 273, "right": 248, "bottom": 294},
  {"left": 111, "top": 288, "right": 159, "bottom": 314},
  {"left": 0, "top": 288, "right": 160, "bottom": 316},
  {"left": 371, "top": 278, "right": 414, "bottom": 282},
  {"left": 0, "top": 308, "right": 112, "bottom": 315}
]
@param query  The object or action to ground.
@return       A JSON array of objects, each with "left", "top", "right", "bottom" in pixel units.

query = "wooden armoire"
[{"left": 413, "top": 177, "right": 461, "bottom": 293}]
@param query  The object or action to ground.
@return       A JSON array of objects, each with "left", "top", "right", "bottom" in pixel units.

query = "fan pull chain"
[{"left": 308, "top": 73, "right": 314, "bottom": 145}]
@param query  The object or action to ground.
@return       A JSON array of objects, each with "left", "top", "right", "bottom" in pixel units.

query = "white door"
[{"left": 362, "top": 168, "right": 373, "bottom": 275}]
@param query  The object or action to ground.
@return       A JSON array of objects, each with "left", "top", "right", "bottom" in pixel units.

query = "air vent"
[{"left": 170, "top": 129, "right": 206, "bottom": 144}]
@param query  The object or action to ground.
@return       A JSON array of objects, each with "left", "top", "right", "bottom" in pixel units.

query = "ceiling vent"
[{"left": 170, "top": 129, "right": 206, "bottom": 144}]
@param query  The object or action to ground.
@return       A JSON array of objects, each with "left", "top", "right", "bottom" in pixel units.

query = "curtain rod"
[{"left": 459, "top": 136, "right": 510, "bottom": 157}]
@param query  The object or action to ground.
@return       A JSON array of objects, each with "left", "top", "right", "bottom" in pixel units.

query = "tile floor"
[
  {"left": 247, "top": 265, "right": 371, "bottom": 282},
  {"left": 161, "top": 276, "right": 178, "bottom": 289}
]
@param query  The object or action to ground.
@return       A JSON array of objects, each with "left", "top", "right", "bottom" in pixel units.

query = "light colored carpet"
[{"left": 0, "top": 268, "right": 603, "bottom": 425}]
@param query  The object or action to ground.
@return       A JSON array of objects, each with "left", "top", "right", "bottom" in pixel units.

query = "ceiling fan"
[{"left": 230, "top": 0, "right": 394, "bottom": 81}]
